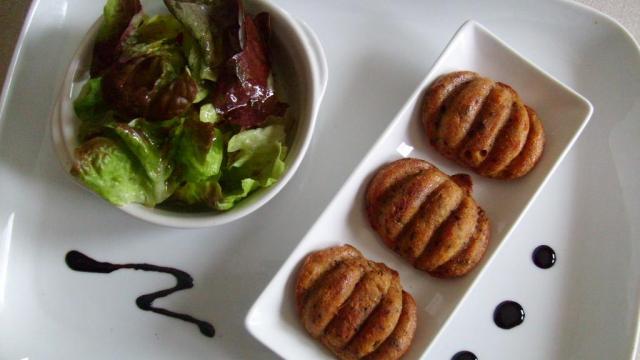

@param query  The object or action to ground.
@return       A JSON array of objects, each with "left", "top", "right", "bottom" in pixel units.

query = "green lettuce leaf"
[
  {"left": 129, "top": 14, "right": 183, "bottom": 44},
  {"left": 164, "top": 0, "right": 218, "bottom": 67},
  {"left": 172, "top": 178, "right": 220, "bottom": 208},
  {"left": 128, "top": 117, "right": 182, "bottom": 148},
  {"left": 74, "top": 78, "right": 108, "bottom": 122},
  {"left": 174, "top": 119, "right": 224, "bottom": 182},
  {"left": 121, "top": 16, "right": 185, "bottom": 70},
  {"left": 71, "top": 137, "right": 153, "bottom": 206},
  {"left": 172, "top": 177, "right": 259, "bottom": 211},
  {"left": 183, "top": 32, "right": 217, "bottom": 82},
  {"left": 73, "top": 78, "right": 123, "bottom": 142},
  {"left": 111, "top": 122, "right": 174, "bottom": 202},
  {"left": 215, "top": 178, "right": 260, "bottom": 210},
  {"left": 78, "top": 111, "right": 120, "bottom": 143},
  {"left": 224, "top": 124, "right": 287, "bottom": 186},
  {"left": 199, "top": 103, "right": 220, "bottom": 123}
]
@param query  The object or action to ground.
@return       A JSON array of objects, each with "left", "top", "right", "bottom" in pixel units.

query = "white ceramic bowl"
[{"left": 51, "top": 0, "right": 328, "bottom": 228}]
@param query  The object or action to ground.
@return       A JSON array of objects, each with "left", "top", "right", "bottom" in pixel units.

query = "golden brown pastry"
[
  {"left": 366, "top": 158, "right": 489, "bottom": 278},
  {"left": 421, "top": 71, "right": 545, "bottom": 179},
  {"left": 296, "top": 244, "right": 417, "bottom": 360}
]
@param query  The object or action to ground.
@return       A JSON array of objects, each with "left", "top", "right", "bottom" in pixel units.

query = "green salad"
[{"left": 71, "top": 0, "right": 291, "bottom": 211}]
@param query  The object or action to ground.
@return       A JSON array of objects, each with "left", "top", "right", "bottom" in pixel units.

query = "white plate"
[
  {"left": 245, "top": 19, "right": 593, "bottom": 359},
  {"left": 0, "top": 1, "right": 638, "bottom": 359}
]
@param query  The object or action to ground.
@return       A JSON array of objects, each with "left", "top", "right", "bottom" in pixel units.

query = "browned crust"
[
  {"left": 362, "top": 292, "right": 417, "bottom": 360},
  {"left": 450, "top": 173, "right": 473, "bottom": 194},
  {"left": 371, "top": 168, "right": 445, "bottom": 247},
  {"left": 499, "top": 106, "right": 545, "bottom": 179},
  {"left": 432, "top": 209, "right": 490, "bottom": 278},
  {"left": 414, "top": 196, "right": 479, "bottom": 271},
  {"left": 435, "top": 77, "right": 495, "bottom": 158},
  {"left": 322, "top": 262, "right": 394, "bottom": 349},
  {"left": 366, "top": 158, "right": 491, "bottom": 278},
  {"left": 477, "top": 97, "right": 530, "bottom": 177},
  {"left": 342, "top": 280, "right": 403, "bottom": 359},
  {"left": 301, "top": 257, "right": 368, "bottom": 337},
  {"left": 421, "top": 72, "right": 545, "bottom": 179},
  {"left": 422, "top": 71, "right": 480, "bottom": 143},
  {"left": 456, "top": 83, "right": 514, "bottom": 168},
  {"left": 296, "top": 245, "right": 417, "bottom": 360},
  {"left": 295, "top": 244, "right": 362, "bottom": 313},
  {"left": 396, "top": 180, "right": 463, "bottom": 262}
]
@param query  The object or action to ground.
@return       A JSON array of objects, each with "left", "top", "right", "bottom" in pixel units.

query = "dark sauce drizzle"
[
  {"left": 452, "top": 350, "right": 478, "bottom": 360},
  {"left": 532, "top": 245, "right": 556, "bottom": 269},
  {"left": 493, "top": 300, "right": 525, "bottom": 329},
  {"left": 65, "top": 250, "right": 214, "bottom": 338},
  {"left": 453, "top": 245, "right": 548, "bottom": 355}
]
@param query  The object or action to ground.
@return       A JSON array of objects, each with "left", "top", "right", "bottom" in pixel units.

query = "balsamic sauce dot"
[
  {"left": 532, "top": 245, "right": 556, "bottom": 269},
  {"left": 452, "top": 350, "right": 478, "bottom": 360},
  {"left": 493, "top": 301, "right": 525, "bottom": 329}
]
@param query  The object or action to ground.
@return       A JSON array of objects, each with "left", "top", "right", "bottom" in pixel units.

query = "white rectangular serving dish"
[{"left": 245, "top": 20, "right": 593, "bottom": 359}]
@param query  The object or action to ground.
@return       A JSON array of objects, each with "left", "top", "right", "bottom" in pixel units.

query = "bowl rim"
[{"left": 50, "top": 0, "right": 329, "bottom": 228}]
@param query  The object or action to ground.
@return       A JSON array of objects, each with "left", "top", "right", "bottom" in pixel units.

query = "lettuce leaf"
[
  {"left": 100, "top": 10, "right": 196, "bottom": 122},
  {"left": 224, "top": 124, "right": 287, "bottom": 186},
  {"left": 121, "top": 16, "right": 185, "bottom": 67},
  {"left": 74, "top": 78, "right": 108, "bottom": 122},
  {"left": 215, "top": 178, "right": 260, "bottom": 210},
  {"left": 101, "top": 55, "right": 196, "bottom": 121},
  {"left": 91, "top": 0, "right": 143, "bottom": 76},
  {"left": 211, "top": 2, "right": 287, "bottom": 128},
  {"left": 172, "top": 177, "right": 258, "bottom": 211},
  {"left": 172, "top": 125, "right": 287, "bottom": 211},
  {"left": 164, "top": 0, "right": 218, "bottom": 67},
  {"left": 71, "top": 137, "right": 153, "bottom": 206},
  {"left": 172, "top": 178, "right": 220, "bottom": 208},
  {"left": 73, "top": 78, "right": 122, "bottom": 141},
  {"left": 183, "top": 32, "right": 217, "bottom": 82},
  {"left": 174, "top": 119, "right": 224, "bottom": 182},
  {"left": 111, "top": 122, "right": 174, "bottom": 202},
  {"left": 78, "top": 111, "right": 120, "bottom": 143},
  {"left": 129, "top": 14, "right": 183, "bottom": 44},
  {"left": 199, "top": 103, "right": 220, "bottom": 123}
]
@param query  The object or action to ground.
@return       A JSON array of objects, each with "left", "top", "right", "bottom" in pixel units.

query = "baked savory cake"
[
  {"left": 421, "top": 71, "right": 545, "bottom": 179},
  {"left": 295, "top": 244, "right": 417, "bottom": 360},
  {"left": 366, "top": 158, "right": 489, "bottom": 278}
]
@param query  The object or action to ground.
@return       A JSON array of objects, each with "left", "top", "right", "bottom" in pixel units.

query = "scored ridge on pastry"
[
  {"left": 366, "top": 158, "right": 490, "bottom": 278},
  {"left": 421, "top": 71, "right": 545, "bottom": 179},
  {"left": 295, "top": 244, "right": 417, "bottom": 360}
]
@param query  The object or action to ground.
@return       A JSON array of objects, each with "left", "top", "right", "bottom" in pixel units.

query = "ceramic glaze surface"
[{"left": 0, "top": 0, "right": 638, "bottom": 359}]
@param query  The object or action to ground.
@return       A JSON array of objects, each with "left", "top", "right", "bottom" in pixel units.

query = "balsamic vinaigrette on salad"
[
  {"left": 65, "top": 250, "right": 214, "bottom": 338},
  {"left": 71, "top": 0, "right": 290, "bottom": 211}
]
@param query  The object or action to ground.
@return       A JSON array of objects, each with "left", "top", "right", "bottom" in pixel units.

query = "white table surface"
[{"left": 0, "top": 0, "right": 638, "bottom": 359}]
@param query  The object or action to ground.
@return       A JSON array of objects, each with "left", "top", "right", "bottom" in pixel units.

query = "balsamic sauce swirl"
[{"left": 65, "top": 250, "right": 214, "bottom": 338}]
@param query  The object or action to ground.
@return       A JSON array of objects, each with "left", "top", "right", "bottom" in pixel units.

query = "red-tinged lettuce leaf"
[
  {"left": 212, "top": 2, "right": 287, "bottom": 128},
  {"left": 91, "top": 0, "right": 143, "bottom": 77},
  {"left": 102, "top": 54, "right": 197, "bottom": 121},
  {"left": 147, "top": 72, "right": 198, "bottom": 120},
  {"left": 102, "top": 56, "right": 162, "bottom": 118}
]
